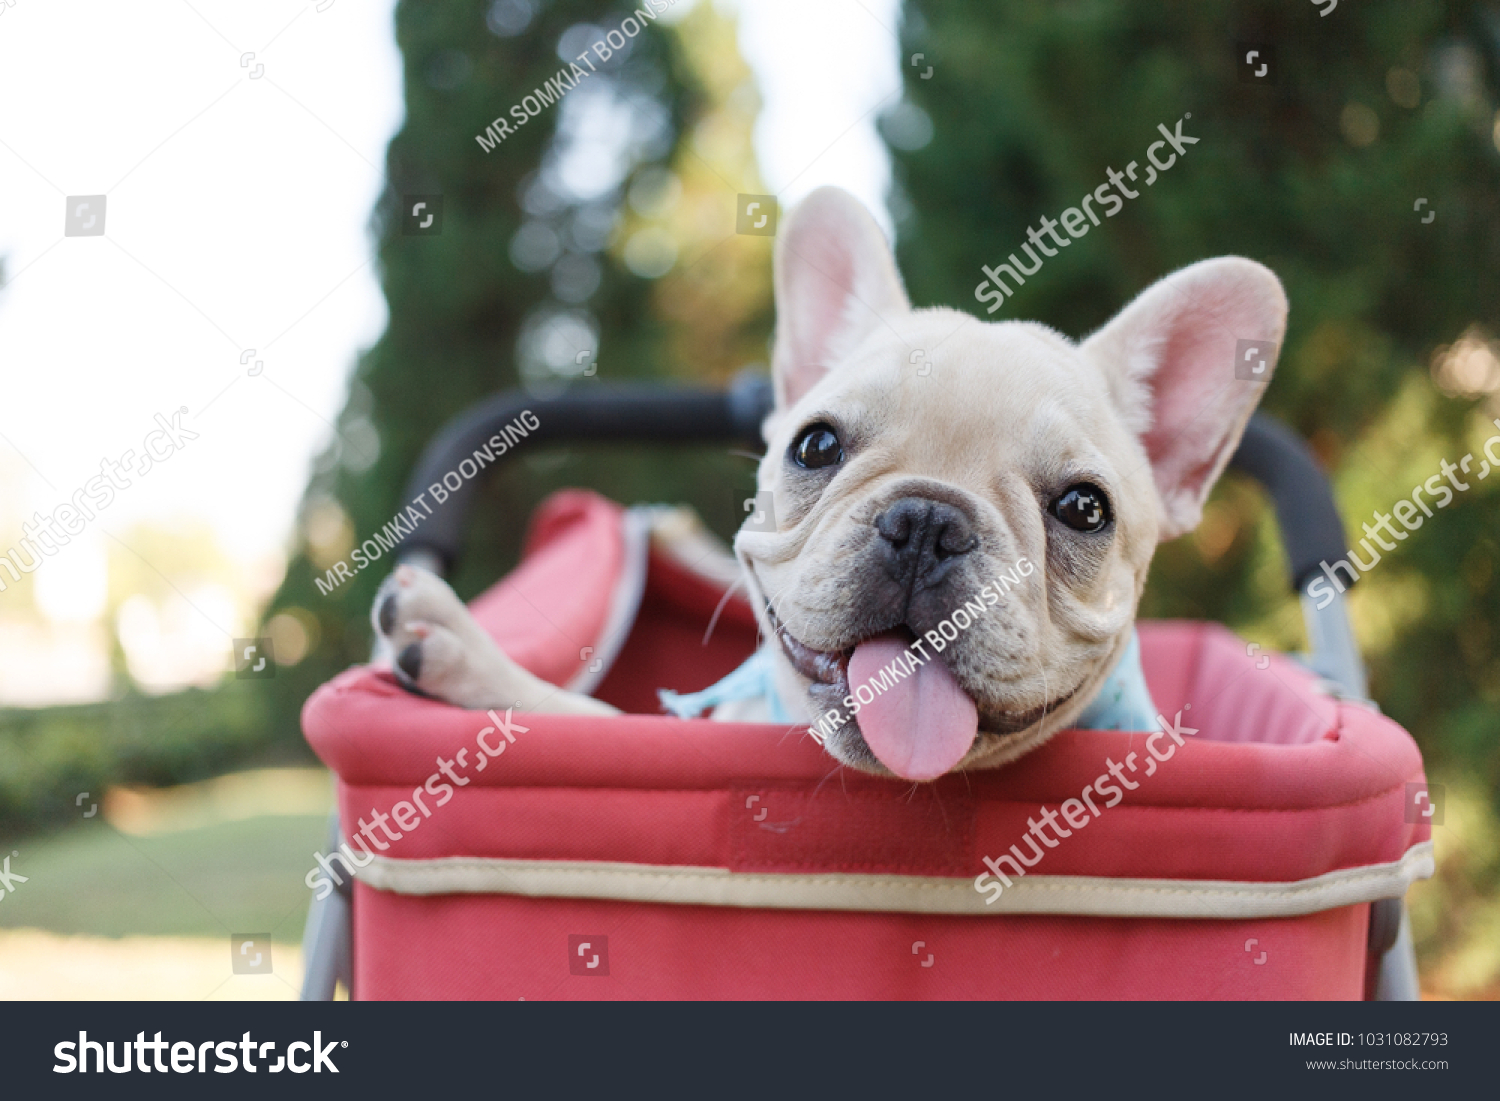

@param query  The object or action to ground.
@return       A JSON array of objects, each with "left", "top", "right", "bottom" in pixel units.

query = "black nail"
[{"left": 397, "top": 641, "right": 422, "bottom": 682}]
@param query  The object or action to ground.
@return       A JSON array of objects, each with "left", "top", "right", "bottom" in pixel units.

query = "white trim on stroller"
[{"left": 351, "top": 841, "right": 1433, "bottom": 921}]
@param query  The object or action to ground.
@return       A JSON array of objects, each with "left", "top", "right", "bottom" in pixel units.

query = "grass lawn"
[
  {"left": 0, "top": 768, "right": 333, "bottom": 998},
  {"left": 1, "top": 812, "right": 329, "bottom": 940}
]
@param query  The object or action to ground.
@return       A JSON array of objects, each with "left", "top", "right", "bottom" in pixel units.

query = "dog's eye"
[
  {"left": 792, "top": 424, "right": 844, "bottom": 470},
  {"left": 1049, "top": 484, "right": 1111, "bottom": 533}
]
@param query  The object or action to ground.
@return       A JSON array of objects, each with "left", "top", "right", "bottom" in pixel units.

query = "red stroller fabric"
[{"left": 303, "top": 490, "right": 1432, "bottom": 1000}]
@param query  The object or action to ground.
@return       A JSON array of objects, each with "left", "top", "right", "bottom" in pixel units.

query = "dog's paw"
[{"left": 372, "top": 564, "right": 511, "bottom": 708}]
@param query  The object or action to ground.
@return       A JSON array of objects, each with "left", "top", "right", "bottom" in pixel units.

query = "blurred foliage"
[
  {"left": 0, "top": 683, "right": 276, "bottom": 837},
  {"left": 890, "top": 0, "right": 1500, "bottom": 993},
  {"left": 261, "top": 0, "right": 774, "bottom": 751},
  {"left": 0, "top": 1, "right": 777, "bottom": 838},
  {"left": 1409, "top": 779, "right": 1500, "bottom": 997}
]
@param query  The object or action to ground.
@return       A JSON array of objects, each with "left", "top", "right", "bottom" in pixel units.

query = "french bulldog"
[{"left": 373, "top": 186, "right": 1287, "bottom": 781}]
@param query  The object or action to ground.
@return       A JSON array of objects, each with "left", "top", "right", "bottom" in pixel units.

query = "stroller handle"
[
  {"left": 398, "top": 376, "right": 1350, "bottom": 595},
  {"left": 1226, "top": 414, "right": 1349, "bottom": 594},
  {"left": 397, "top": 372, "right": 773, "bottom": 573}
]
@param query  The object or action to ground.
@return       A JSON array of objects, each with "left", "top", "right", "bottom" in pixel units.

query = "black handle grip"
[
  {"left": 1226, "top": 412, "right": 1350, "bottom": 592},
  {"left": 397, "top": 373, "right": 774, "bottom": 572},
  {"left": 397, "top": 380, "right": 1346, "bottom": 594}
]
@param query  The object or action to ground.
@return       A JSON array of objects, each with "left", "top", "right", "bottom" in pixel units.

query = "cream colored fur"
[{"left": 372, "top": 186, "right": 1287, "bottom": 778}]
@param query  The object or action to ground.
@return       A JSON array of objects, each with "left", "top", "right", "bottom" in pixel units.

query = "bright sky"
[
  {"left": 0, "top": 0, "right": 901, "bottom": 688},
  {"left": 735, "top": 0, "right": 902, "bottom": 231}
]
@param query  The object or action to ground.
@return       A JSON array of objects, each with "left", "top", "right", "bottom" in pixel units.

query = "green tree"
[
  {"left": 0, "top": 1, "right": 774, "bottom": 837},
  {"left": 264, "top": 1, "right": 768, "bottom": 744},
  {"left": 890, "top": 0, "right": 1500, "bottom": 992}
]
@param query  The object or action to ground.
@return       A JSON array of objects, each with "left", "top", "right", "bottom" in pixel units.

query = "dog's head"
[{"left": 734, "top": 187, "right": 1287, "bottom": 779}]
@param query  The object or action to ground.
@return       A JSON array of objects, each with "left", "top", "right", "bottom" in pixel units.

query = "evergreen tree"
[
  {"left": 889, "top": 0, "right": 1500, "bottom": 988},
  {"left": 264, "top": 0, "right": 770, "bottom": 743}
]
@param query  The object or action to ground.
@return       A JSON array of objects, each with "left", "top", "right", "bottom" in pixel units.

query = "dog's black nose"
[{"left": 874, "top": 497, "right": 978, "bottom": 590}]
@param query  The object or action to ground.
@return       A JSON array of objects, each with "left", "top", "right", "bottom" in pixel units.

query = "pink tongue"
[{"left": 847, "top": 631, "right": 978, "bottom": 780}]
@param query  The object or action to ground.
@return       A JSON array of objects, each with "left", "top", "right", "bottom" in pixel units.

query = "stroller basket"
[{"left": 300, "top": 376, "right": 1429, "bottom": 1000}]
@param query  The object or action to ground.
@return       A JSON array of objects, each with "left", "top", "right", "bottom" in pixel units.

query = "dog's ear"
[
  {"left": 1081, "top": 257, "right": 1288, "bottom": 541},
  {"left": 771, "top": 187, "right": 909, "bottom": 410}
]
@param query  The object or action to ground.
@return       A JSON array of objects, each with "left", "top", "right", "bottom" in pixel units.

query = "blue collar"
[
  {"left": 660, "top": 629, "right": 1156, "bottom": 733},
  {"left": 658, "top": 647, "right": 795, "bottom": 723},
  {"left": 1070, "top": 629, "right": 1159, "bottom": 732}
]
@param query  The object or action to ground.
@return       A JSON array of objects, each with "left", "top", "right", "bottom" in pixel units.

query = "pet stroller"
[{"left": 299, "top": 374, "right": 1431, "bottom": 1000}]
